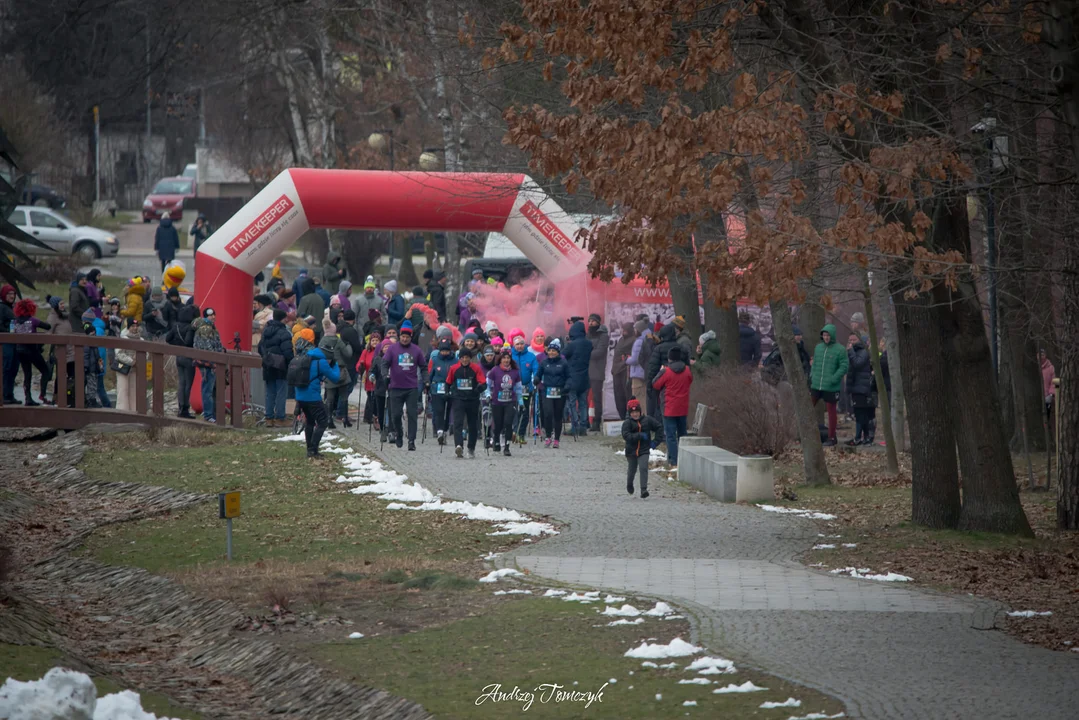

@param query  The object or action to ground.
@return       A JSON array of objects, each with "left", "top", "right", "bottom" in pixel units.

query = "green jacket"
[
  {"left": 696, "top": 338, "right": 722, "bottom": 371},
  {"left": 810, "top": 324, "right": 849, "bottom": 392}
]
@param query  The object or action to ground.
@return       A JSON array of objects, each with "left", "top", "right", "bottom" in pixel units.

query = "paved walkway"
[{"left": 345, "top": 430, "right": 1076, "bottom": 719}]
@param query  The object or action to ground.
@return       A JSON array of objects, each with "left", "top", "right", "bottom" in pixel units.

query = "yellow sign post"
[{"left": 218, "top": 491, "right": 241, "bottom": 560}]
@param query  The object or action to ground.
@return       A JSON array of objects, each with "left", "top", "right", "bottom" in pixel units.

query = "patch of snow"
[
  {"left": 584, "top": 591, "right": 601, "bottom": 597},
  {"left": 655, "top": 694, "right": 663, "bottom": 701},
  {"left": 713, "top": 681, "right": 768, "bottom": 694},
  {"left": 664, "top": 615, "right": 686, "bottom": 620},
  {"left": 678, "top": 678, "right": 712, "bottom": 685},
  {"left": 489, "top": 521, "right": 559, "bottom": 536},
  {"left": 786, "top": 713, "right": 845, "bottom": 720},
  {"left": 1007, "top": 610, "right": 1053, "bottom": 618},
  {"left": 601, "top": 604, "right": 642, "bottom": 617},
  {"left": 758, "top": 504, "right": 837, "bottom": 521},
  {"left": 493, "top": 589, "right": 533, "bottom": 595},
  {"left": 348, "top": 632, "right": 364, "bottom": 639},
  {"left": 643, "top": 601, "right": 676, "bottom": 617},
  {"left": 482, "top": 552, "right": 501, "bottom": 560},
  {"left": 36, "top": 453, "right": 47, "bottom": 460},
  {"left": 624, "top": 638, "right": 702, "bottom": 659},
  {"left": 561, "top": 592, "right": 598, "bottom": 603},
  {"left": 817, "top": 533, "right": 840, "bottom": 538},
  {"left": 683, "top": 700, "right": 698, "bottom": 706},
  {"left": 841, "top": 543, "right": 858, "bottom": 548},
  {"left": 0, "top": 668, "right": 182, "bottom": 720},
  {"left": 543, "top": 589, "right": 567, "bottom": 597},
  {"left": 641, "top": 661, "right": 658, "bottom": 669},
  {"left": 615, "top": 448, "right": 667, "bottom": 463},
  {"left": 479, "top": 568, "right": 523, "bottom": 583},
  {"left": 830, "top": 567, "right": 912, "bottom": 582},
  {"left": 760, "top": 698, "right": 802, "bottom": 709},
  {"left": 812, "top": 544, "right": 836, "bottom": 550},
  {"left": 608, "top": 678, "right": 617, "bottom": 684},
  {"left": 658, "top": 662, "right": 679, "bottom": 669},
  {"left": 607, "top": 618, "right": 645, "bottom": 626},
  {"left": 686, "top": 656, "right": 737, "bottom": 675},
  {"left": 604, "top": 594, "right": 626, "bottom": 604}
]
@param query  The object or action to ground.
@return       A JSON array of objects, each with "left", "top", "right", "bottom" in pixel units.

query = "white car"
[{"left": 5, "top": 206, "right": 119, "bottom": 262}]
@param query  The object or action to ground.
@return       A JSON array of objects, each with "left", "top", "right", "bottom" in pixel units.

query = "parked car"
[
  {"left": 0, "top": 170, "right": 66, "bottom": 209},
  {"left": 5, "top": 206, "right": 119, "bottom": 261},
  {"left": 142, "top": 176, "right": 196, "bottom": 222},
  {"left": 182, "top": 163, "right": 197, "bottom": 180}
]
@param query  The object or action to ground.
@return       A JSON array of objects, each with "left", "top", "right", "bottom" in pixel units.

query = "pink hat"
[{"left": 507, "top": 327, "right": 526, "bottom": 344}]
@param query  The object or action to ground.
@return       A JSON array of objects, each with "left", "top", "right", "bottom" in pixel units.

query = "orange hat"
[{"left": 298, "top": 328, "right": 315, "bottom": 343}]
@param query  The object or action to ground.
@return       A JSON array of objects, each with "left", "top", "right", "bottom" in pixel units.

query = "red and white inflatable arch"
[{"left": 194, "top": 169, "right": 592, "bottom": 351}]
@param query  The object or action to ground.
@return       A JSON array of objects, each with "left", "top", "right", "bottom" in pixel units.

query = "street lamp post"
[{"left": 368, "top": 130, "right": 396, "bottom": 266}]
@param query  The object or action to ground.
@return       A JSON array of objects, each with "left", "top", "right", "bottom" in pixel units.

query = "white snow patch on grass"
[
  {"left": 1007, "top": 610, "right": 1052, "bottom": 618},
  {"left": 604, "top": 594, "right": 626, "bottom": 604},
  {"left": 640, "top": 661, "right": 658, "bottom": 669},
  {"left": 493, "top": 589, "right": 533, "bottom": 595},
  {"left": 786, "top": 713, "right": 845, "bottom": 720},
  {"left": 760, "top": 698, "right": 802, "bottom": 709},
  {"left": 542, "top": 589, "right": 567, "bottom": 597},
  {"left": 489, "top": 521, "right": 559, "bottom": 536},
  {"left": 658, "top": 662, "right": 679, "bottom": 669},
  {"left": 830, "top": 567, "right": 912, "bottom": 582},
  {"left": 841, "top": 543, "right": 858, "bottom": 548},
  {"left": 678, "top": 678, "right": 712, "bottom": 685},
  {"left": 560, "top": 592, "right": 598, "bottom": 603},
  {"left": 0, "top": 667, "right": 182, "bottom": 720},
  {"left": 624, "top": 638, "right": 702, "bottom": 659},
  {"left": 348, "top": 632, "right": 364, "bottom": 639},
  {"left": 713, "top": 681, "right": 768, "bottom": 694},
  {"left": 655, "top": 694, "right": 663, "bottom": 701},
  {"left": 479, "top": 568, "right": 523, "bottom": 583},
  {"left": 758, "top": 504, "right": 837, "bottom": 521},
  {"left": 482, "top": 552, "right": 500, "bottom": 560},
  {"left": 664, "top": 615, "right": 686, "bottom": 620},
  {"left": 601, "top": 604, "right": 641, "bottom": 617},
  {"left": 812, "top": 544, "right": 836, "bottom": 550},
  {"left": 36, "top": 453, "right": 47, "bottom": 460},
  {"left": 686, "top": 656, "right": 737, "bottom": 675},
  {"left": 683, "top": 700, "right": 698, "bottom": 706},
  {"left": 607, "top": 618, "right": 645, "bottom": 626},
  {"left": 643, "top": 601, "right": 676, "bottom": 616}
]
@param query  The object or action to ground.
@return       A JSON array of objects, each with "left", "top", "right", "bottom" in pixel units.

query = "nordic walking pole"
[
  {"left": 380, "top": 388, "right": 390, "bottom": 451},
  {"left": 421, "top": 390, "right": 428, "bottom": 443}
]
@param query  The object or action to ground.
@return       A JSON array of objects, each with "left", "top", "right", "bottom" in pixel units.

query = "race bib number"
[
  {"left": 397, "top": 353, "right": 414, "bottom": 369},
  {"left": 546, "top": 386, "right": 562, "bottom": 399},
  {"left": 498, "top": 388, "right": 513, "bottom": 403},
  {"left": 456, "top": 378, "right": 472, "bottom": 391},
  {"left": 434, "top": 382, "right": 447, "bottom": 395}
]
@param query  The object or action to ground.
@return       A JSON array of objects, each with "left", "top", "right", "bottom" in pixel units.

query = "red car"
[{"left": 142, "top": 176, "right": 196, "bottom": 222}]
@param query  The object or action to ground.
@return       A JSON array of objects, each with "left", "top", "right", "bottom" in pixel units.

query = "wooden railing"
[{"left": 0, "top": 333, "right": 262, "bottom": 429}]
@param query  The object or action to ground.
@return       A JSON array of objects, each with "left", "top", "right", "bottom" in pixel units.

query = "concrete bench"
[{"left": 679, "top": 443, "right": 774, "bottom": 503}]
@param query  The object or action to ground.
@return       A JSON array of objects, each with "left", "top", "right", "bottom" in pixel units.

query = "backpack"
[{"left": 287, "top": 353, "right": 314, "bottom": 387}]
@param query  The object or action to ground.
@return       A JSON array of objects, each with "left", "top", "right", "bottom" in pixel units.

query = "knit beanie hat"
[
  {"left": 81, "top": 308, "right": 97, "bottom": 324},
  {"left": 385, "top": 279, "right": 398, "bottom": 293},
  {"left": 400, "top": 320, "right": 413, "bottom": 335},
  {"left": 548, "top": 338, "right": 562, "bottom": 350},
  {"left": 634, "top": 318, "right": 650, "bottom": 334},
  {"left": 507, "top": 327, "right": 526, "bottom": 345},
  {"left": 438, "top": 337, "right": 452, "bottom": 351},
  {"left": 464, "top": 331, "right": 478, "bottom": 342},
  {"left": 339, "top": 280, "right": 351, "bottom": 295},
  {"left": 627, "top": 398, "right": 642, "bottom": 412},
  {"left": 668, "top": 346, "right": 683, "bottom": 362},
  {"left": 436, "top": 325, "right": 453, "bottom": 340},
  {"left": 672, "top": 315, "right": 686, "bottom": 329},
  {"left": 364, "top": 280, "right": 376, "bottom": 290},
  {"left": 47, "top": 295, "right": 62, "bottom": 311},
  {"left": 298, "top": 328, "right": 315, "bottom": 344},
  {"left": 484, "top": 320, "right": 498, "bottom": 333},
  {"left": 699, "top": 330, "right": 716, "bottom": 344},
  {"left": 167, "top": 287, "right": 180, "bottom": 299},
  {"left": 588, "top": 313, "right": 602, "bottom": 323},
  {"left": 368, "top": 308, "right": 381, "bottom": 320}
]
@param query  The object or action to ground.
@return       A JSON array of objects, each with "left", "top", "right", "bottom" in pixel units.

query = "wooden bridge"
[{"left": 0, "top": 333, "right": 262, "bottom": 429}]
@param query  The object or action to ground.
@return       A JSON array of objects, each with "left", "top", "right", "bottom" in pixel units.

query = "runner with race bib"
[
  {"left": 534, "top": 338, "right": 571, "bottom": 448},
  {"left": 379, "top": 320, "right": 429, "bottom": 451},
  {"left": 486, "top": 347, "right": 522, "bottom": 457}
]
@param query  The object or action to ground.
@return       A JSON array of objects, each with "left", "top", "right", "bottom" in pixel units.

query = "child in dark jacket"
[
  {"left": 447, "top": 347, "right": 487, "bottom": 458},
  {"left": 622, "top": 399, "right": 662, "bottom": 498}
]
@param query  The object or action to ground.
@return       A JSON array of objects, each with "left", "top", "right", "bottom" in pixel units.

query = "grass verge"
[
  {"left": 309, "top": 595, "right": 845, "bottom": 719},
  {"left": 0, "top": 642, "right": 199, "bottom": 719},
  {"left": 769, "top": 451, "right": 1079, "bottom": 652},
  {"left": 80, "top": 429, "right": 514, "bottom": 573}
]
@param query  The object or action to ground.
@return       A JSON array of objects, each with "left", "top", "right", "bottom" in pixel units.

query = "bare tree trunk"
[
  {"left": 668, "top": 242, "right": 702, "bottom": 344},
  {"left": 863, "top": 275, "right": 899, "bottom": 475},
  {"left": 875, "top": 268, "right": 907, "bottom": 451},
  {"left": 340, "top": 230, "right": 385, "bottom": 285},
  {"left": 892, "top": 287, "right": 961, "bottom": 528},
  {"left": 771, "top": 300, "right": 830, "bottom": 485},
  {"left": 423, "top": 231, "right": 437, "bottom": 271},
  {"left": 1045, "top": 0, "right": 1079, "bottom": 528},
  {"left": 395, "top": 233, "right": 419, "bottom": 289},
  {"left": 931, "top": 199, "right": 1032, "bottom": 536}
]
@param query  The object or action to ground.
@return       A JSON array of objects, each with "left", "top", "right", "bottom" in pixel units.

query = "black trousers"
[
  {"left": 491, "top": 404, "right": 515, "bottom": 446},
  {"left": 613, "top": 370, "right": 629, "bottom": 421},
  {"left": 18, "top": 351, "right": 50, "bottom": 397},
  {"left": 626, "top": 453, "right": 649, "bottom": 493},
  {"left": 297, "top": 399, "right": 329, "bottom": 455},
  {"left": 390, "top": 387, "right": 420, "bottom": 442},
  {"left": 176, "top": 356, "right": 195, "bottom": 412},
  {"left": 453, "top": 399, "right": 480, "bottom": 450},
  {"left": 542, "top": 396, "right": 567, "bottom": 440},
  {"left": 431, "top": 394, "right": 452, "bottom": 434},
  {"left": 646, "top": 383, "right": 661, "bottom": 421}
]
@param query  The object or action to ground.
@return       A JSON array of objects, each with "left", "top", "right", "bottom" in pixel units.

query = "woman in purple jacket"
[{"left": 486, "top": 347, "right": 522, "bottom": 456}]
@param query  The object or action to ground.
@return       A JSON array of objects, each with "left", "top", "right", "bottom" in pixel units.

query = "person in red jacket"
[
  {"left": 356, "top": 329, "right": 383, "bottom": 429},
  {"left": 652, "top": 346, "right": 693, "bottom": 468}
]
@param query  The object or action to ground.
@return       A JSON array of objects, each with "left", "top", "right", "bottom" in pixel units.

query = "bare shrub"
[
  {"left": 689, "top": 367, "right": 796, "bottom": 456},
  {"left": 22, "top": 256, "right": 81, "bottom": 285}
]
